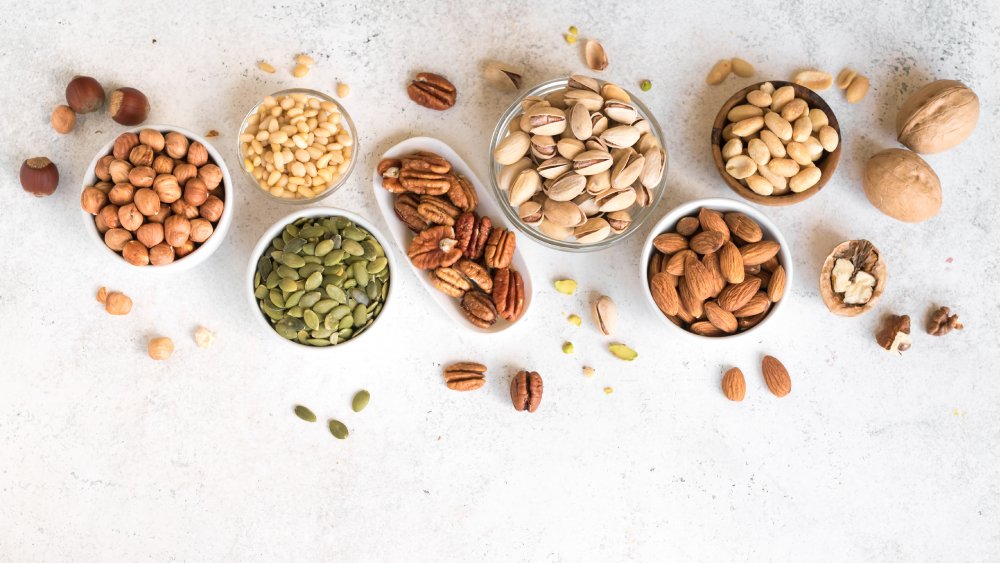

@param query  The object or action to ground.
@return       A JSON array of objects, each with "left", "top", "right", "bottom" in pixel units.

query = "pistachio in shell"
[
  {"left": 483, "top": 61, "right": 523, "bottom": 92},
  {"left": 584, "top": 40, "right": 608, "bottom": 72},
  {"left": 863, "top": 148, "right": 941, "bottom": 223},
  {"left": 896, "top": 79, "right": 979, "bottom": 154},
  {"left": 819, "top": 240, "right": 888, "bottom": 317}
]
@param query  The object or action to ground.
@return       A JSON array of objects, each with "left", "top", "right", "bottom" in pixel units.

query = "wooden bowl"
[{"left": 710, "top": 80, "right": 842, "bottom": 206}]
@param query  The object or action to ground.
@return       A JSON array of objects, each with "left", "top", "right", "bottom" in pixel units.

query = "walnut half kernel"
[
  {"left": 876, "top": 314, "right": 912, "bottom": 354},
  {"left": 819, "top": 239, "right": 887, "bottom": 317},
  {"left": 832, "top": 258, "right": 877, "bottom": 304}
]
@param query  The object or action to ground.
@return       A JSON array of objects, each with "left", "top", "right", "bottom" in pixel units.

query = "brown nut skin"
[
  {"left": 104, "top": 291, "right": 132, "bottom": 315},
  {"left": 460, "top": 290, "right": 498, "bottom": 328},
  {"left": 446, "top": 174, "right": 478, "bottom": 212},
  {"left": 484, "top": 228, "right": 516, "bottom": 269},
  {"left": 407, "top": 72, "right": 457, "bottom": 110},
  {"left": 173, "top": 163, "right": 197, "bottom": 186},
  {"left": 819, "top": 240, "right": 888, "bottom": 317},
  {"left": 133, "top": 188, "right": 161, "bottom": 216},
  {"left": 65, "top": 75, "right": 105, "bottom": 113},
  {"left": 138, "top": 129, "right": 165, "bottom": 152},
  {"left": 128, "top": 166, "right": 155, "bottom": 188},
  {"left": 429, "top": 267, "right": 472, "bottom": 298},
  {"left": 188, "top": 218, "right": 214, "bottom": 243},
  {"left": 19, "top": 157, "right": 59, "bottom": 197},
  {"left": 81, "top": 187, "right": 108, "bottom": 215},
  {"left": 510, "top": 370, "right": 543, "bottom": 413},
  {"left": 199, "top": 196, "right": 225, "bottom": 222},
  {"left": 113, "top": 132, "right": 140, "bottom": 160},
  {"left": 122, "top": 240, "right": 150, "bottom": 266},
  {"left": 183, "top": 177, "right": 209, "bottom": 206},
  {"left": 108, "top": 183, "right": 135, "bottom": 206},
  {"left": 927, "top": 306, "right": 963, "bottom": 336},
  {"left": 147, "top": 203, "right": 172, "bottom": 224},
  {"left": 393, "top": 193, "right": 427, "bottom": 232},
  {"left": 149, "top": 243, "right": 175, "bottom": 265},
  {"left": 173, "top": 240, "right": 196, "bottom": 258},
  {"left": 117, "top": 203, "right": 144, "bottom": 232},
  {"left": 129, "top": 144, "right": 154, "bottom": 167},
  {"left": 897, "top": 80, "right": 979, "bottom": 154},
  {"left": 108, "top": 159, "right": 132, "bottom": 184},
  {"left": 152, "top": 154, "right": 174, "bottom": 175},
  {"left": 492, "top": 268, "right": 525, "bottom": 322},
  {"left": 186, "top": 141, "right": 209, "bottom": 167},
  {"left": 136, "top": 222, "right": 164, "bottom": 248},
  {"left": 876, "top": 314, "right": 912, "bottom": 353},
  {"left": 104, "top": 228, "right": 132, "bottom": 251},
  {"left": 109, "top": 87, "right": 149, "bottom": 126},
  {"left": 164, "top": 215, "right": 191, "bottom": 247},
  {"left": 164, "top": 132, "right": 189, "bottom": 159},
  {"left": 147, "top": 337, "right": 174, "bottom": 360},
  {"left": 98, "top": 204, "right": 121, "bottom": 229},
  {"left": 863, "top": 148, "right": 941, "bottom": 223},
  {"left": 454, "top": 258, "right": 492, "bottom": 293},
  {"left": 153, "top": 174, "right": 181, "bottom": 203},
  {"left": 442, "top": 362, "right": 487, "bottom": 391},
  {"left": 95, "top": 155, "right": 114, "bottom": 181},
  {"left": 407, "top": 225, "right": 462, "bottom": 270},
  {"left": 171, "top": 199, "right": 200, "bottom": 220},
  {"left": 197, "top": 163, "right": 223, "bottom": 190},
  {"left": 51, "top": 105, "right": 76, "bottom": 134}
]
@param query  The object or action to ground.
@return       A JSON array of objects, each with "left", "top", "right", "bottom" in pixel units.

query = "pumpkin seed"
[
  {"left": 353, "top": 262, "right": 370, "bottom": 286},
  {"left": 367, "top": 257, "right": 388, "bottom": 274},
  {"left": 287, "top": 306, "right": 303, "bottom": 318},
  {"left": 268, "top": 290, "right": 286, "bottom": 308},
  {"left": 315, "top": 239, "right": 334, "bottom": 257},
  {"left": 278, "top": 278, "right": 298, "bottom": 292},
  {"left": 303, "top": 309, "right": 320, "bottom": 330},
  {"left": 298, "top": 226, "right": 326, "bottom": 239},
  {"left": 342, "top": 239, "right": 364, "bottom": 256},
  {"left": 294, "top": 405, "right": 316, "bottom": 422},
  {"left": 276, "top": 265, "right": 299, "bottom": 280},
  {"left": 305, "top": 271, "right": 323, "bottom": 291},
  {"left": 328, "top": 419, "right": 349, "bottom": 439},
  {"left": 299, "top": 291, "right": 322, "bottom": 309},
  {"left": 342, "top": 226, "right": 365, "bottom": 241},
  {"left": 284, "top": 290, "right": 305, "bottom": 308},
  {"left": 352, "top": 390, "right": 370, "bottom": 412},
  {"left": 254, "top": 285, "right": 269, "bottom": 300},
  {"left": 283, "top": 237, "right": 307, "bottom": 254},
  {"left": 313, "top": 299, "right": 337, "bottom": 314}
]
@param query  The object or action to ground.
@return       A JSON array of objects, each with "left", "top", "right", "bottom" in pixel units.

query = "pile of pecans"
[
  {"left": 377, "top": 152, "right": 525, "bottom": 328},
  {"left": 82, "top": 129, "right": 225, "bottom": 266}
]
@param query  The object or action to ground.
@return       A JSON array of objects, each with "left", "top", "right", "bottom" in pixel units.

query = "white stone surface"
[{"left": 2, "top": 1, "right": 999, "bottom": 561}]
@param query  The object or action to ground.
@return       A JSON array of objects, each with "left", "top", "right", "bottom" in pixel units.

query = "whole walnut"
[
  {"left": 863, "top": 149, "right": 941, "bottom": 223},
  {"left": 897, "top": 79, "right": 979, "bottom": 154}
]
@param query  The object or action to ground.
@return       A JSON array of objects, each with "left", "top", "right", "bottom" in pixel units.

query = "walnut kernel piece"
[
  {"left": 927, "top": 306, "right": 963, "bottom": 336},
  {"left": 876, "top": 314, "right": 912, "bottom": 354}
]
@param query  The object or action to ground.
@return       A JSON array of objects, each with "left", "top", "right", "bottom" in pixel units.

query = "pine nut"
[
  {"left": 257, "top": 61, "right": 276, "bottom": 74},
  {"left": 295, "top": 53, "right": 315, "bottom": 67},
  {"left": 337, "top": 82, "right": 351, "bottom": 98}
]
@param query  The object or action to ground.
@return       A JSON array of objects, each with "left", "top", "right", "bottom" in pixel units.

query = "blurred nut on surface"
[
  {"left": 109, "top": 87, "right": 149, "bottom": 126},
  {"left": 876, "top": 314, "right": 912, "bottom": 354},
  {"left": 927, "top": 306, "right": 963, "bottom": 336},
  {"left": 65, "top": 75, "right": 105, "bottom": 113},
  {"left": 147, "top": 337, "right": 174, "bottom": 360},
  {"left": 19, "top": 157, "right": 59, "bottom": 197},
  {"left": 510, "top": 370, "right": 543, "bottom": 412},
  {"left": 104, "top": 291, "right": 133, "bottom": 315},
  {"left": 51, "top": 105, "right": 76, "bottom": 134}
]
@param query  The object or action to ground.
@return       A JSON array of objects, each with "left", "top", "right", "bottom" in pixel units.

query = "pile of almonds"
[
  {"left": 647, "top": 208, "right": 785, "bottom": 336},
  {"left": 81, "top": 129, "right": 226, "bottom": 266}
]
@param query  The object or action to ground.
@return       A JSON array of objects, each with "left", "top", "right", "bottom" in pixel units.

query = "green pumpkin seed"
[
  {"left": 343, "top": 279, "right": 357, "bottom": 290},
  {"left": 284, "top": 290, "right": 305, "bottom": 308},
  {"left": 323, "top": 249, "right": 347, "bottom": 266},
  {"left": 342, "top": 239, "right": 364, "bottom": 256},
  {"left": 302, "top": 256, "right": 322, "bottom": 266},
  {"left": 257, "top": 256, "right": 273, "bottom": 279},
  {"left": 330, "top": 304, "right": 352, "bottom": 320},
  {"left": 339, "top": 314, "right": 355, "bottom": 330},
  {"left": 283, "top": 237, "right": 307, "bottom": 254},
  {"left": 312, "top": 299, "right": 337, "bottom": 314},
  {"left": 366, "top": 281, "right": 379, "bottom": 301},
  {"left": 268, "top": 290, "right": 286, "bottom": 308},
  {"left": 303, "top": 309, "right": 320, "bottom": 331},
  {"left": 280, "top": 253, "right": 306, "bottom": 268},
  {"left": 352, "top": 304, "right": 367, "bottom": 327},
  {"left": 302, "top": 242, "right": 316, "bottom": 256},
  {"left": 328, "top": 419, "right": 349, "bottom": 439},
  {"left": 294, "top": 405, "right": 317, "bottom": 422},
  {"left": 298, "top": 226, "right": 326, "bottom": 239},
  {"left": 254, "top": 285, "right": 269, "bottom": 300},
  {"left": 299, "top": 291, "right": 322, "bottom": 309},
  {"left": 285, "top": 224, "right": 300, "bottom": 237},
  {"left": 360, "top": 240, "right": 377, "bottom": 260},
  {"left": 278, "top": 278, "right": 298, "bottom": 292},
  {"left": 351, "top": 288, "right": 370, "bottom": 306},
  {"left": 337, "top": 327, "right": 353, "bottom": 340},
  {"left": 342, "top": 226, "right": 365, "bottom": 241},
  {"left": 311, "top": 327, "right": 334, "bottom": 339},
  {"left": 287, "top": 306, "right": 304, "bottom": 318},
  {"left": 261, "top": 302, "right": 285, "bottom": 321},
  {"left": 325, "top": 284, "right": 347, "bottom": 303},
  {"left": 276, "top": 265, "right": 300, "bottom": 280},
  {"left": 306, "top": 338, "right": 331, "bottom": 346},
  {"left": 271, "top": 237, "right": 285, "bottom": 251},
  {"left": 303, "top": 271, "right": 323, "bottom": 291},
  {"left": 353, "top": 262, "right": 370, "bottom": 287},
  {"left": 315, "top": 239, "right": 334, "bottom": 257},
  {"left": 352, "top": 390, "right": 370, "bottom": 413},
  {"left": 367, "top": 257, "right": 388, "bottom": 274},
  {"left": 265, "top": 271, "right": 280, "bottom": 288}
]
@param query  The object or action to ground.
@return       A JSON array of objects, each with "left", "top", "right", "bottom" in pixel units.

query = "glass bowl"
[
  {"left": 236, "top": 88, "right": 358, "bottom": 205},
  {"left": 488, "top": 77, "right": 669, "bottom": 252}
]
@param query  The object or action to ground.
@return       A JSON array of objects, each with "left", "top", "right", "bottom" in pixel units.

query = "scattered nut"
[
  {"left": 603, "top": 387, "right": 614, "bottom": 395},
  {"left": 193, "top": 325, "right": 216, "bottom": 348},
  {"left": 19, "top": 157, "right": 59, "bottom": 197},
  {"left": 294, "top": 53, "right": 315, "bottom": 67},
  {"left": 147, "top": 337, "right": 174, "bottom": 360},
  {"left": 292, "top": 64, "right": 310, "bottom": 78},
  {"left": 927, "top": 306, "right": 963, "bottom": 336},
  {"left": 109, "top": 87, "right": 149, "bottom": 125},
  {"left": 584, "top": 40, "right": 608, "bottom": 71},
  {"left": 793, "top": 69, "right": 833, "bottom": 91},
  {"left": 484, "top": 61, "right": 523, "bottom": 92},
  {"left": 640, "top": 79, "right": 652, "bottom": 91},
  {"left": 761, "top": 355, "right": 791, "bottom": 397},
  {"left": 562, "top": 341, "right": 574, "bottom": 354},
  {"left": 407, "top": 72, "right": 457, "bottom": 110},
  {"left": 582, "top": 366, "right": 595, "bottom": 377},
  {"left": 65, "top": 75, "right": 105, "bottom": 113},
  {"left": 104, "top": 291, "right": 132, "bottom": 315},
  {"left": 876, "top": 314, "right": 912, "bottom": 354},
  {"left": 564, "top": 33, "right": 578, "bottom": 44},
  {"left": 257, "top": 60, "right": 276, "bottom": 74},
  {"left": 721, "top": 367, "right": 746, "bottom": 401},
  {"left": 706, "top": 59, "right": 733, "bottom": 85},
  {"left": 336, "top": 82, "right": 350, "bottom": 98},
  {"left": 731, "top": 58, "right": 755, "bottom": 78},
  {"left": 896, "top": 79, "right": 979, "bottom": 154},
  {"left": 510, "top": 370, "right": 543, "bottom": 412},
  {"left": 205, "top": 129, "right": 219, "bottom": 138},
  {"left": 819, "top": 240, "right": 887, "bottom": 316},
  {"left": 51, "top": 105, "right": 76, "bottom": 134},
  {"left": 592, "top": 295, "right": 616, "bottom": 336},
  {"left": 554, "top": 279, "right": 578, "bottom": 295},
  {"left": 609, "top": 343, "right": 637, "bottom": 361},
  {"left": 96, "top": 286, "right": 108, "bottom": 304},
  {"left": 294, "top": 405, "right": 316, "bottom": 422},
  {"left": 863, "top": 148, "right": 941, "bottom": 222},
  {"left": 443, "top": 362, "right": 486, "bottom": 391}
]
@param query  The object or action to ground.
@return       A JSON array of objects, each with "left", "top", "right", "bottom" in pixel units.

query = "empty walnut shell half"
[{"left": 819, "top": 240, "right": 888, "bottom": 317}]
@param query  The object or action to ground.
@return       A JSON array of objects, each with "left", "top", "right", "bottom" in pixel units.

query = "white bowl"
[
  {"left": 80, "top": 125, "right": 235, "bottom": 273},
  {"left": 245, "top": 207, "right": 397, "bottom": 351},
  {"left": 639, "top": 197, "right": 793, "bottom": 341}
]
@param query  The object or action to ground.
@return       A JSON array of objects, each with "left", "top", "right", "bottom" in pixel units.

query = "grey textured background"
[{"left": 1, "top": 1, "right": 998, "bottom": 561}]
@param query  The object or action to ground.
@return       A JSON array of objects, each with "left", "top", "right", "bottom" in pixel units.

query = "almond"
[
  {"left": 717, "top": 278, "right": 761, "bottom": 311},
  {"left": 767, "top": 265, "right": 786, "bottom": 302},
  {"left": 653, "top": 232, "right": 688, "bottom": 254},
  {"left": 739, "top": 240, "right": 780, "bottom": 266},
  {"left": 733, "top": 292, "right": 771, "bottom": 317},
  {"left": 666, "top": 249, "right": 695, "bottom": 276},
  {"left": 684, "top": 254, "right": 714, "bottom": 300},
  {"left": 762, "top": 355, "right": 791, "bottom": 397},
  {"left": 761, "top": 256, "right": 780, "bottom": 272},
  {"left": 650, "top": 272, "right": 680, "bottom": 316},
  {"left": 704, "top": 301, "right": 738, "bottom": 333},
  {"left": 689, "top": 230, "right": 726, "bottom": 255},
  {"left": 698, "top": 208, "right": 731, "bottom": 238},
  {"left": 678, "top": 279, "right": 704, "bottom": 319},
  {"left": 690, "top": 321, "right": 724, "bottom": 336},
  {"left": 676, "top": 216, "right": 700, "bottom": 236},
  {"left": 738, "top": 311, "right": 767, "bottom": 330},
  {"left": 724, "top": 212, "right": 763, "bottom": 243},
  {"left": 648, "top": 252, "right": 668, "bottom": 279},
  {"left": 702, "top": 252, "right": 727, "bottom": 296},
  {"left": 721, "top": 367, "right": 746, "bottom": 401},
  {"left": 718, "top": 241, "right": 745, "bottom": 284}
]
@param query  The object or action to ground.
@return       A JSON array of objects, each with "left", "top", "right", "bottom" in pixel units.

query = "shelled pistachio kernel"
[
  {"left": 567, "top": 313, "right": 582, "bottom": 326},
  {"left": 239, "top": 92, "right": 353, "bottom": 200},
  {"left": 253, "top": 216, "right": 389, "bottom": 347},
  {"left": 562, "top": 342, "right": 574, "bottom": 354}
]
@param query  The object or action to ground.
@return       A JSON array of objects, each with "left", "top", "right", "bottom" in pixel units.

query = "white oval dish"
[
  {"left": 372, "top": 136, "right": 534, "bottom": 333},
  {"left": 639, "top": 197, "right": 793, "bottom": 341},
  {"left": 80, "top": 124, "right": 235, "bottom": 273},
  {"left": 245, "top": 207, "right": 397, "bottom": 351}
]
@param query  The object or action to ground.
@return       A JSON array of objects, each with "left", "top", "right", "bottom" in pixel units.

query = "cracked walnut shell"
[{"left": 819, "top": 240, "right": 887, "bottom": 317}]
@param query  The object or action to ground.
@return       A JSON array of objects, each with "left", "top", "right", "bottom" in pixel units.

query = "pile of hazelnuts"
[{"left": 81, "top": 129, "right": 226, "bottom": 266}]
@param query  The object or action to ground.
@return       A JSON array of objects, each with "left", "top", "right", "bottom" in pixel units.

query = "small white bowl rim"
[
  {"left": 245, "top": 206, "right": 397, "bottom": 352},
  {"left": 79, "top": 124, "right": 235, "bottom": 273},
  {"left": 639, "top": 197, "right": 794, "bottom": 342}
]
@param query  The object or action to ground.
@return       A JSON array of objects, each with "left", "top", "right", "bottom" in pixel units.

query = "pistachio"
[
  {"left": 610, "top": 149, "right": 645, "bottom": 190},
  {"left": 509, "top": 169, "right": 542, "bottom": 206},
  {"left": 584, "top": 40, "right": 608, "bottom": 71},
  {"left": 594, "top": 187, "right": 637, "bottom": 212},
  {"left": 605, "top": 210, "right": 632, "bottom": 233},
  {"left": 499, "top": 157, "right": 534, "bottom": 191},
  {"left": 568, "top": 314, "right": 582, "bottom": 326},
  {"left": 543, "top": 198, "right": 587, "bottom": 228},
  {"left": 526, "top": 105, "right": 568, "bottom": 136},
  {"left": 592, "top": 295, "right": 617, "bottom": 336},
  {"left": 562, "top": 341, "right": 574, "bottom": 354},
  {"left": 590, "top": 112, "right": 609, "bottom": 136},
  {"left": 563, "top": 88, "right": 604, "bottom": 111},
  {"left": 544, "top": 172, "right": 588, "bottom": 201},
  {"left": 585, "top": 169, "right": 611, "bottom": 195},
  {"left": 640, "top": 79, "right": 652, "bottom": 92},
  {"left": 537, "top": 156, "right": 573, "bottom": 179},
  {"left": 569, "top": 102, "right": 593, "bottom": 140},
  {"left": 538, "top": 219, "right": 573, "bottom": 240},
  {"left": 554, "top": 279, "right": 578, "bottom": 295},
  {"left": 494, "top": 131, "right": 531, "bottom": 165},
  {"left": 604, "top": 100, "right": 638, "bottom": 124},
  {"left": 574, "top": 217, "right": 611, "bottom": 243},
  {"left": 608, "top": 343, "right": 637, "bottom": 361},
  {"left": 600, "top": 125, "right": 640, "bottom": 149},
  {"left": 568, "top": 75, "right": 599, "bottom": 93},
  {"left": 530, "top": 135, "right": 557, "bottom": 160},
  {"left": 484, "top": 61, "right": 523, "bottom": 91},
  {"left": 640, "top": 147, "right": 666, "bottom": 188},
  {"left": 518, "top": 200, "right": 544, "bottom": 225},
  {"left": 572, "top": 149, "right": 614, "bottom": 175}
]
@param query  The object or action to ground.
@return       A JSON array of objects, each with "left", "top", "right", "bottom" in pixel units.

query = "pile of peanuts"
[
  {"left": 720, "top": 82, "right": 840, "bottom": 197},
  {"left": 239, "top": 92, "right": 354, "bottom": 200}
]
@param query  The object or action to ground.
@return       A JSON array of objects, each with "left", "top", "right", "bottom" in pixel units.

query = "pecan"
[
  {"left": 407, "top": 73, "right": 457, "bottom": 110},
  {"left": 443, "top": 362, "right": 486, "bottom": 391},
  {"left": 417, "top": 195, "right": 461, "bottom": 226},
  {"left": 454, "top": 212, "right": 492, "bottom": 260},
  {"left": 460, "top": 290, "right": 497, "bottom": 329},
  {"left": 402, "top": 152, "right": 451, "bottom": 174},
  {"left": 407, "top": 225, "right": 462, "bottom": 270},
  {"left": 430, "top": 267, "right": 472, "bottom": 298},
  {"left": 484, "top": 227, "right": 516, "bottom": 269},
  {"left": 446, "top": 173, "right": 478, "bottom": 212},
  {"left": 393, "top": 193, "right": 427, "bottom": 232},
  {"left": 492, "top": 268, "right": 525, "bottom": 322},
  {"left": 927, "top": 306, "right": 963, "bottom": 336},
  {"left": 510, "top": 370, "right": 543, "bottom": 413},
  {"left": 378, "top": 158, "right": 405, "bottom": 193},
  {"left": 399, "top": 168, "right": 452, "bottom": 195},
  {"left": 454, "top": 258, "right": 492, "bottom": 293}
]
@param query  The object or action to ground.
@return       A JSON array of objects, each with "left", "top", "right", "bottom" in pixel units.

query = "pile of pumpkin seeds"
[{"left": 254, "top": 216, "right": 390, "bottom": 346}]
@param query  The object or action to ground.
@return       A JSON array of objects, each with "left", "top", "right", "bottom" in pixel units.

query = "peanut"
[
  {"left": 725, "top": 155, "right": 757, "bottom": 179},
  {"left": 789, "top": 165, "right": 821, "bottom": 192},
  {"left": 793, "top": 69, "right": 833, "bottom": 91},
  {"left": 845, "top": 75, "right": 870, "bottom": 103},
  {"left": 706, "top": 59, "right": 733, "bottom": 85}
]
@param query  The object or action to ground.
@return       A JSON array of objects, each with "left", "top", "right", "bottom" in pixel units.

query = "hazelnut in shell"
[
  {"left": 81, "top": 187, "right": 108, "bottom": 215},
  {"left": 109, "top": 87, "right": 149, "bottom": 126},
  {"left": 897, "top": 79, "right": 979, "bottom": 154},
  {"left": 149, "top": 243, "right": 175, "bottom": 265},
  {"left": 863, "top": 148, "right": 941, "bottom": 223},
  {"left": 118, "top": 203, "right": 144, "bottom": 232},
  {"left": 819, "top": 240, "right": 888, "bottom": 317},
  {"left": 164, "top": 215, "right": 191, "bottom": 247},
  {"left": 183, "top": 177, "right": 209, "bottom": 206},
  {"left": 164, "top": 132, "right": 188, "bottom": 159},
  {"left": 95, "top": 155, "right": 114, "bottom": 181},
  {"left": 136, "top": 222, "right": 164, "bottom": 248},
  {"left": 153, "top": 174, "right": 181, "bottom": 203},
  {"left": 51, "top": 105, "right": 76, "bottom": 134},
  {"left": 199, "top": 196, "right": 224, "bottom": 222},
  {"left": 186, "top": 141, "right": 209, "bottom": 167},
  {"left": 189, "top": 218, "right": 214, "bottom": 243},
  {"left": 122, "top": 240, "right": 150, "bottom": 266},
  {"left": 133, "top": 188, "right": 161, "bottom": 216},
  {"left": 19, "top": 157, "right": 59, "bottom": 197},
  {"left": 98, "top": 205, "right": 120, "bottom": 229},
  {"left": 104, "top": 228, "right": 133, "bottom": 251},
  {"left": 113, "top": 132, "right": 139, "bottom": 160},
  {"left": 138, "top": 129, "right": 165, "bottom": 152},
  {"left": 108, "top": 183, "right": 135, "bottom": 206},
  {"left": 65, "top": 75, "right": 105, "bottom": 114}
]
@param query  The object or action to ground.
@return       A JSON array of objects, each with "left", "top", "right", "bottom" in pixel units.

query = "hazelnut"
[
  {"left": 863, "top": 148, "right": 941, "bottom": 223},
  {"left": 108, "top": 159, "right": 132, "bottom": 184},
  {"left": 138, "top": 129, "right": 165, "bottom": 152},
  {"left": 122, "top": 240, "right": 150, "bottom": 266},
  {"left": 94, "top": 210, "right": 110, "bottom": 233},
  {"left": 164, "top": 215, "right": 191, "bottom": 247},
  {"left": 113, "top": 132, "right": 139, "bottom": 160},
  {"left": 174, "top": 240, "right": 196, "bottom": 258},
  {"left": 147, "top": 337, "right": 174, "bottom": 360},
  {"left": 187, "top": 141, "right": 209, "bottom": 167},
  {"left": 95, "top": 155, "right": 114, "bottom": 181},
  {"left": 183, "top": 177, "right": 209, "bottom": 206},
  {"left": 897, "top": 80, "right": 979, "bottom": 154},
  {"left": 99, "top": 204, "right": 121, "bottom": 229},
  {"left": 80, "top": 187, "right": 107, "bottom": 215},
  {"left": 108, "top": 183, "right": 135, "bottom": 206},
  {"left": 149, "top": 242, "right": 175, "bottom": 265},
  {"left": 103, "top": 228, "right": 133, "bottom": 251},
  {"left": 133, "top": 188, "right": 161, "bottom": 216},
  {"left": 199, "top": 195, "right": 225, "bottom": 222},
  {"left": 171, "top": 199, "right": 200, "bottom": 219},
  {"left": 96, "top": 286, "right": 108, "bottom": 304},
  {"left": 147, "top": 203, "right": 172, "bottom": 224},
  {"left": 117, "top": 203, "right": 144, "bottom": 231},
  {"left": 128, "top": 166, "right": 156, "bottom": 188},
  {"left": 104, "top": 291, "right": 133, "bottom": 315},
  {"left": 173, "top": 162, "right": 197, "bottom": 186},
  {"left": 51, "top": 104, "right": 76, "bottom": 134},
  {"left": 19, "top": 157, "right": 59, "bottom": 197},
  {"left": 193, "top": 326, "right": 215, "bottom": 348},
  {"left": 153, "top": 174, "right": 181, "bottom": 203},
  {"left": 197, "top": 163, "right": 223, "bottom": 190},
  {"left": 65, "top": 75, "right": 105, "bottom": 114},
  {"left": 152, "top": 154, "right": 174, "bottom": 175},
  {"left": 129, "top": 144, "right": 154, "bottom": 167},
  {"left": 94, "top": 181, "right": 113, "bottom": 194},
  {"left": 136, "top": 222, "right": 164, "bottom": 248},
  {"left": 189, "top": 218, "right": 214, "bottom": 243},
  {"left": 164, "top": 132, "right": 189, "bottom": 159},
  {"left": 109, "top": 87, "right": 149, "bottom": 126}
]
